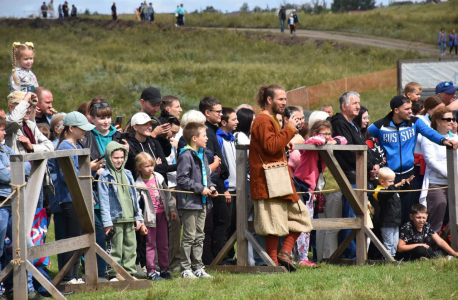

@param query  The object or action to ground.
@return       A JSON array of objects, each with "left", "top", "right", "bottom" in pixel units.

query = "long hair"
[{"left": 234, "top": 108, "right": 255, "bottom": 137}]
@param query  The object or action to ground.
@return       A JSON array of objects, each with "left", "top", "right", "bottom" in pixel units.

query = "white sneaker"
[
  {"left": 109, "top": 277, "right": 119, "bottom": 282},
  {"left": 193, "top": 268, "right": 212, "bottom": 278},
  {"left": 180, "top": 270, "right": 197, "bottom": 279},
  {"left": 66, "top": 278, "right": 85, "bottom": 284},
  {"left": 136, "top": 264, "right": 147, "bottom": 277}
]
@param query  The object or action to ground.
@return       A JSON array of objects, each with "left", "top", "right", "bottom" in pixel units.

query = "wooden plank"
[
  {"left": 446, "top": 147, "right": 458, "bottom": 251},
  {"left": 328, "top": 229, "right": 358, "bottom": 260},
  {"left": 364, "top": 226, "right": 395, "bottom": 262},
  {"left": 235, "top": 144, "right": 368, "bottom": 151},
  {"left": 24, "top": 159, "right": 48, "bottom": 237},
  {"left": 206, "top": 265, "right": 288, "bottom": 273},
  {"left": 95, "top": 244, "right": 134, "bottom": 281},
  {"left": 355, "top": 150, "right": 367, "bottom": 265},
  {"left": 0, "top": 262, "right": 13, "bottom": 283},
  {"left": 25, "top": 261, "right": 67, "bottom": 300},
  {"left": 210, "top": 233, "right": 236, "bottom": 266},
  {"left": 244, "top": 230, "right": 276, "bottom": 267},
  {"left": 311, "top": 218, "right": 361, "bottom": 230},
  {"left": 28, "top": 234, "right": 92, "bottom": 260},
  {"left": 318, "top": 150, "right": 363, "bottom": 215},
  {"left": 78, "top": 154, "right": 97, "bottom": 291},
  {"left": 10, "top": 148, "right": 90, "bottom": 162},
  {"left": 236, "top": 147, "right": 248, "bottom": 266},
  {"left": 56, "top": 156, "right": 94, "bottom": 234},
  {"left": 52, "top": 248, "right": 86, "bottom": 286},
  {"left": 10, "top": 159, "right": 28, "bottom": 300},
  {"left": 58, "top": 279, "right": 151, "bottom": 294}
]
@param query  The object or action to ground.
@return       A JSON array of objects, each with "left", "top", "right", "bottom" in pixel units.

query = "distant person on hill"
[
  {"left": 174, "top": 5, "right": 179, "bottom": 27},
  {"left": 135, "top": 8, "right": 141, "bottom": 21},
  {"left": 58, "top": 4, "right": 63, "bottom": 18},
  {"left": 112, "top": 2, "right": 117, "bottom": 20},
  {"left": 41, "top": 2, "right": 48, "bottom": 18},
  {"left": 278, "top": 6, "right": 286, "bottom": 33},
  {"left": 62, "top": 1, "right": 69, "bottom": 17},
  {"left": 450, "top": 29, "right": 457, "bottom": 55},
  {"left": 141, "top": 1, "right": 148, "bottom": 21},
  {"left": 292, "top": 9, "right": 299, "bottom": 33},
  {"left": 288, "top": 13, "right": 294, "bottom": 34},
  {"left": 321, "top": 104, "right": 333, "bottom": 116},
  {"left": 176, "top": 4, "right": 186, "bottom": 26},
  {"left": 438, "top": 28, "right": 447, "bottom": 56},
  {"left": 48, "top": 0, "right": 55, "bottom": 18},
  {"left": 148, "top": 3, "right": 155, "bottom": 21},
  {"left": 70, "top": 4, "right": 77, "bottom": 17}
]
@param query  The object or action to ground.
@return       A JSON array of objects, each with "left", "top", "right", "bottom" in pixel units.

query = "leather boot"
[{"left": 277, "top": 249, "right": 297, "bottom": 272}]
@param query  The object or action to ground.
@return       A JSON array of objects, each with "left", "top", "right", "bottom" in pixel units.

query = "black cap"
[
  {"left": 140, "top": 87, "right": 162, "bottom": 105},
  {"left": 390, "top": 95, "right": 410, "bottom": 110}
]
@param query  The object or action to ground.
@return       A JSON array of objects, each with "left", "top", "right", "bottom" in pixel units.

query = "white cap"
[{"left": 131, "top": 112, "right": 157, "bottom": 126}]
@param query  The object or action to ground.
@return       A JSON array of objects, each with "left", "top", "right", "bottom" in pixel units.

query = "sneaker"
[
  {"left": 136, "top": 264, "right": 147, "bottom": 277},
  {"left": 160, "top": 270, "right": 173, "bottom": 280},
  {"left": 147, "top": 272, "right": 163, "bottom": 281},
  {"left": 193, "top": 267, "right": 212, "bottom": 278},
  {"left": 109, "top": 276, "right": 119, "bottom": 282},
  {"left": 180, "top": 270, "right": 197, "bottom": 279},
  {"left": 28, "top": 290, "right": 47, "bottom": 300},
  {"left": 299, "top": 260, "right": 318, "bottom": 268},
  {"left": 98, "top": 277, "right": 109, "bottom": 282}
]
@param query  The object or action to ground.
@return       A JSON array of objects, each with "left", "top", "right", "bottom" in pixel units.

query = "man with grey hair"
[
  {"left": 321, "top": 104, "right": 333, "bottom": 117},
  {"left": 328, "top": 91, "right": 376, "bottom": 259}
]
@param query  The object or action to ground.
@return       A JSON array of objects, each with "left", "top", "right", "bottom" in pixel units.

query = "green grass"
[
  {"left": 0, "top": 19, "right": 427, "bottom": 122},
  {"left": 87, "top": 0, "right": 458, "bottom": 44}
]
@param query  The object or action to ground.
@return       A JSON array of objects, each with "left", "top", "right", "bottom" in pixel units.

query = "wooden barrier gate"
[
  {"left": 0, "top": 149, "right": 150, "bottom": 300},
  {"left": 208, "top": 144, "right": 458, "bottom": 272}
]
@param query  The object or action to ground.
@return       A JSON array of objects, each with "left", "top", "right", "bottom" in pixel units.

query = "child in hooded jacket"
[{"left": 98, "top": 141, "right": 143, "bottom": 278}]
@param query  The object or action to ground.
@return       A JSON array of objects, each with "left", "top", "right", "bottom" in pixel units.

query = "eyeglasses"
[
  {"left": 441, "top": 117, "right": 456, "bottom": 122},
  {"left": 91, "top": 102, "right": 109, "bottom": 108},
  {"left": 318, "top": 132, "right": 332, "bottom": 137},
  {"left": 438, "top": 81, "right": 454, "bottom": 89},
  {"left": 363, "top": 116, "right": 370, "bottom": 121},
  {"left": 210, "top": 110, "right": 223, "bottom": 115}
]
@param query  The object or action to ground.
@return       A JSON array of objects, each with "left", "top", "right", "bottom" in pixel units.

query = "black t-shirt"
[
  {"left": 399, "top": 221, "right": 435, "bottom": 245},
  {"left": 35, "top": 115, "right": 49, "bottom": 126}
]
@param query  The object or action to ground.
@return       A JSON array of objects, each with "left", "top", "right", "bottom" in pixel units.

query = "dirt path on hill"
[{"left": 219, "top": 27, "right": 438, "bottom": 55}]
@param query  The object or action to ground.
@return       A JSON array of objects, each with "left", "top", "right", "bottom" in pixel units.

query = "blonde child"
[
  {"left": 98, "top": 141, "right": 143, "bottom": 280},
  {"left": 374, "top": 167, "right": 414, "bottom": 257},
  {"left": 9, "top": 42, "right": 39, "bottom": 93},
  {"left": 405, "top": 82, "right": 422, "bottom": 103},
  {"left": 135, "top": 152, "right": 177, "bottom": 281}
]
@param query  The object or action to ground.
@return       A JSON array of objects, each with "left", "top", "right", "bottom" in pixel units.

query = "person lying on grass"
[{"left": 396, "top": 203, "right": 458, "bottom": 261}]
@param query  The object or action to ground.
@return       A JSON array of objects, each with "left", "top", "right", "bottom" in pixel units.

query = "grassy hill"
[
  {"left": 1, "top": 18, "right": 427, "bottom": 122},
  {"left": 95, "top": 0, "right": 458, "bottom": 44}
]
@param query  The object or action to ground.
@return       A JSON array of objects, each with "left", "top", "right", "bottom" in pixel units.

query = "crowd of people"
[
  {"left": 39, "top": 1, "right": 77, "bottom": 19},
  {"left": 2, "top": 41, "right": 458, "bottom": 298}
]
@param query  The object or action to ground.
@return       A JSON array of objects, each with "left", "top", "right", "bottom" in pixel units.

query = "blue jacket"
[
  {"left": 0, "top": 144, "right": 31, "bottom": 201},
  {"left": 368, "top": 112, "right": 445, "bottom": 174},
  {"left": 449, "top": 33, "right": 457, "bottom": 46},
  {"left": 53, "top": 140, "right": 81, "bottom": 204},
  {"left": 438, "top": 31, "right": 447, "bottom": 44},
  {"left": 98, "top": 168, "right": 142, "bottom": 227}
]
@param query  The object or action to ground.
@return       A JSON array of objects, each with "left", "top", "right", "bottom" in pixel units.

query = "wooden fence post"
[
  {"left": 355, "top": 150, "right": 367, "bottom": 265},
  {"left": 236, "top": 145, "right": 248, "bottom": 266}
]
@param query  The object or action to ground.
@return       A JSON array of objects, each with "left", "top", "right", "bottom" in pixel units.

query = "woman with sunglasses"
[{"left": 420, "top": 106, "right": 458, "bottom": 233}]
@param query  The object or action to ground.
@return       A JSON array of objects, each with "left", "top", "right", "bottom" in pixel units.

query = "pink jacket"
[{"left": 291, "top": 135, "right": 347, "bottom": 191}]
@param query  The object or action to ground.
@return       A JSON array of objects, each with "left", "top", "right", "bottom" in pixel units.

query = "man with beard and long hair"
[{"left": 249, "top": 84, "right": 312, "bottom": 271}]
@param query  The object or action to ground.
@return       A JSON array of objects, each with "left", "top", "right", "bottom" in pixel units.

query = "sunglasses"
[
  {"left": 438, "top": 81, "right": 454, "bottom": 89},
  {"left": 91, "top": 102, "right": 109, "bottom": 108},
  {"left": 441, "top": 117, "right": 456, "bottom": 122}
]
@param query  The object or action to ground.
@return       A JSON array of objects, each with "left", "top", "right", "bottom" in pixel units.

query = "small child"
[
  {"left": 373, "top": 167, "right": 414, "bottom": 257},
  {"left": 135, "top": 152, "right": 177, "bottom": 281},
  {"left": 397, "top": 204, "right": 458, "bottom": 261},
  {"left": 404, "top": 82, "right": 422, "bottom": 103},
  {"left": 98, "top": 141, "right": 143, "bottom": 279},
  {"left": 177, "top": 122, "right": 218, "bottom": 279},
  {"left": 9, "top": 42, "right": 39, "bottom": 93},
  {"left": 288, "top": 14, "right": 295, "bottom": 34}
]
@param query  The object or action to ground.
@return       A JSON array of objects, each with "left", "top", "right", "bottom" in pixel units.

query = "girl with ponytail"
[{"left": 9, "top": 42, "right": 39, "bottom": 93}]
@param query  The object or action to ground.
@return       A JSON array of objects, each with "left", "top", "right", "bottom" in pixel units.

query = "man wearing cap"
[
  {"left": 436, "top": 81, "right": 457, "bottom": 106},
  {"left": 368, "top": 95, "right": 458, "bottom": 223},
  {"left": 138, "top": 87, "right": 172, "bottom": 157},
  {"left": 5, "top": 91, "right": 53, "bottom": 154}
]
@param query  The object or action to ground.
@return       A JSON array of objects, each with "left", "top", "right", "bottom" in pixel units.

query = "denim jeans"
[
  {"left": 1, "top": 206, "right": 35, "bottom": 292},
  {"left": 280, "top": 19, "right": 285, "bottom": 32},
  {"left": 440, "top": 42, "right": 447, "bottom": 54},
  {"left": 380, "top": 227, "right": 399, "bottom": 257},
  {"left": 338, "top": 184, "right": 357, "bottom": 259}
]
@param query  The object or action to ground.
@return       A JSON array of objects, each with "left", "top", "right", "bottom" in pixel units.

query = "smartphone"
[
  {"left": 26, "top": 86, "right": 35, "bottom": 93},
  {"left": 120, "top": 132, "right": 130, "bottom": 140},
  {"left": 284, "top": 107, "right": 301, "bottom": 130},
  {"left": 167, "top": 116, "right": 177, "bottom": 124},
  {"left": 106, "top": 228, "right": 115, "bottom": 241},
  {"left": 211, "top": 189, "right": 217, "bottom": 195},
  {"left": 115, "top": 116, "right": 123, "bottom": 128},
  {"left": 96, "top": 154, "right": 105, "bottom": 161}
]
